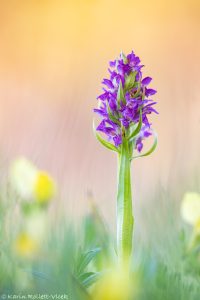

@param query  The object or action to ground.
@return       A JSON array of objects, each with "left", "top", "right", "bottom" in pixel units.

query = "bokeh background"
[{"left": 0, "top": 0, "right": 199, "bottom": 223}]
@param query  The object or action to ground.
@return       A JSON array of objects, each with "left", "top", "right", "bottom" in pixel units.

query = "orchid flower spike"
[
  {"left": 94, "top": 50, "right": 158, "bottom": 158},
  {"left": 93, "top": 50, "right": 158, "bottom": 267}
]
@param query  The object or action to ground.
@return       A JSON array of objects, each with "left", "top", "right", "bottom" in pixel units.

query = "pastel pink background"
[{"left": 0, "top": 0, "right": 199, "bottom": 222}]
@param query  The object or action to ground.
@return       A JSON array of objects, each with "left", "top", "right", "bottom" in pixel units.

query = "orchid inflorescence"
[
  {"left": 94, "top": 50, "right": 158, "bottom": 157},
  {"left": 94, "top": 51, "right": 158, "bottom": 267}
]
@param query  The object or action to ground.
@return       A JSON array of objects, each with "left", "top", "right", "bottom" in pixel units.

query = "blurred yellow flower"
[
  {"left": 14, "top": 212, "right": 49, "bottom": 257},
  {"left": 14, "top": 232, "right": 38, "bottom": 257},
  {"left": 92, "top": 267, "right": 132, "bottom": 300},
  {"left": 181, "top": 192, "right": 200, "bottom": 226},
  {"left": 10, "top": 157, "right": 56, "bottom": 203},
  {"left": 34, "top": 171, "right": 55, "bottom": 203},
  {"left": 195, "top": 219, "right": 200, "bottom": 235}
]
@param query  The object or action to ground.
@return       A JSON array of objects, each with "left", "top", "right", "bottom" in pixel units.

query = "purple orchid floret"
[
  {"left": 94, "top": 51, "right": 158, "bottom": 151},
  {"left": 135, "top": 125, "right": 152, "bottom": 152}
]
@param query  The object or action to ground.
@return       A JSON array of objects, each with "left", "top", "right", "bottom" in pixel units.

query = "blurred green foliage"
[{"left": 0, "top": 180, "right": 200, "bottom": 300}]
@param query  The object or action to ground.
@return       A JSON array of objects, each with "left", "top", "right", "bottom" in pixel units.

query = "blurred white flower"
[
  {"left": 10, "top": 157, "right": 56, "bottom": 203},
  {"left": 10, "top": 157, "right": 38, "bottom": 200},
  {"left": 181, "top": 192, "right": 200, "bottom": 226}
]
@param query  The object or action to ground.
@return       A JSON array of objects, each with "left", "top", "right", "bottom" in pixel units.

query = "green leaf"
[
  {"left": 93, "top": 121, "right": 119, "bottom": 153},
  {"left": 78, "top": 272, "right": 101, "bottom": 288},
  {"left": 22, "top": 269, "right": 51, "bottom": 281},
  {"left": 117, "top": 81, "right": 126, "bottom": 107},
  {"left": 76, "top": 247, "right": 101, "bottom": 276},
  {"left": 131, "top": 131, "right": 158, "bottom": 160},
  {"left": 128, "top": 110, "right": 142, "bottom": 140},
  {"left": 124, "top": 71, "right": 137, "bottom": 91}
]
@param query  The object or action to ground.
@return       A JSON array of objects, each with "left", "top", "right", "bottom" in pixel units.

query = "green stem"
[{"left": 117, "top": 137, "right": 134, "bottom": 267}]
